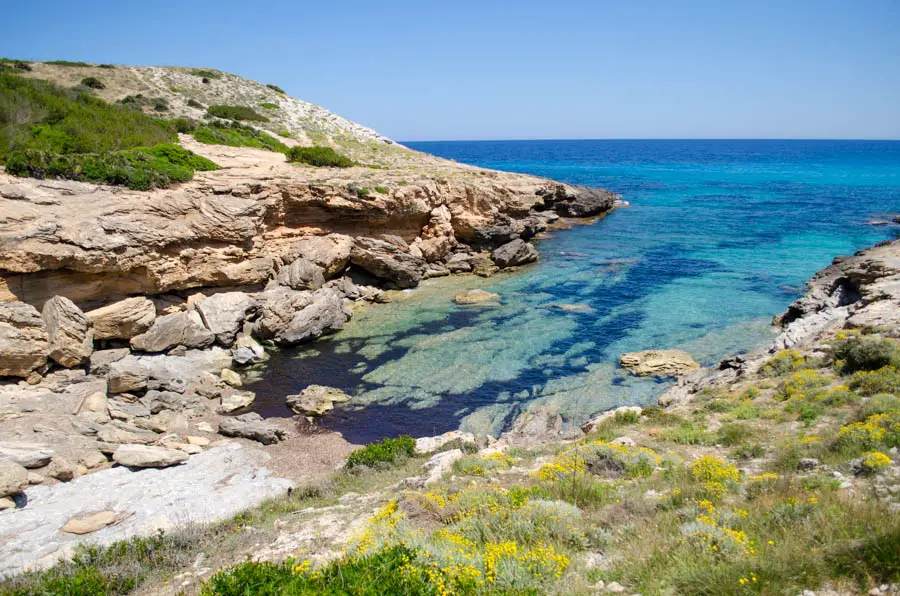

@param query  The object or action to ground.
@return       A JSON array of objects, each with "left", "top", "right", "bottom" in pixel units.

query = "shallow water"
[{"left": 247, "top": 140, "right": 900, "bottom": 443}]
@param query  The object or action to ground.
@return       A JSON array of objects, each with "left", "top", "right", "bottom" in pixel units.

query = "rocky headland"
[{"left": 0, "top": 62, "right": 619, "bottom": 575}]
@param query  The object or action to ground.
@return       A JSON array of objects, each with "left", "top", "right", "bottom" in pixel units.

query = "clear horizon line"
[{"left": 400, "top": 137, "right": 900, "bottom": 144}]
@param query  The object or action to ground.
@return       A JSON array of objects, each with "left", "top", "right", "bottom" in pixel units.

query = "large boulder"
[
  {"left": 286, "top": 385, "right": 351, "bottom": 416},
  {"left": 0, "top": 458, "right": 28, "bottom": 497},
  {"left": 0, "top": 442, "right": 54, "bottom": 469},
  {"left": 492, "top": 239, "right": 538, "bottom": 269},
  {"left": 88, "top": 348, "right": 130, "bottom": 376},
  {"left": 0, "top": 301, "right": 49, "bottom": 377},
  {"left": 86, "top": 297, "right": 156, "bottom": 340},
  {"left": 107, "top": 356, "right": 150, "bottom": 394},
  {"left": 619, "top": 350, "right": 700, "bottom": 377},
  {"left": 499, "top": 406, "right": 583, "bottom": 448},
  {"left": 137, "top": 347, "right": 234, "bottom": 393},
  {"left": 350, "top": 236, "right": 426, "bottom": 289},
  {"left": 112, "top": 444, "right": 189, "bottom": 468},
  {"left": 42, "top": 296, "right": 93, "bottom": 368},
  {"left": 218, "top": 413, "right": 285, "bottom": 445},
  {"left": 254, "top": 288, "right": 350, "bottom": 345},
  {"left": 131, "top": 311, "right": 214, "bottom": 353},
  {"left": 194, "top": 292, "right": 258, "bottom": 345},
  {"left": 275, "top": 258, "right": 325, "bottom": 291}
]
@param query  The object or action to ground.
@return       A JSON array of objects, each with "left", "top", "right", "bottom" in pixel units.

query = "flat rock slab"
[{"left": 0, "top": 443, "right": 292, "bottom": 577}]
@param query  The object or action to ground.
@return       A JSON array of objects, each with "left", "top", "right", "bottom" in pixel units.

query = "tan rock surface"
[{"left": 619, "top": 350, "right": 700, "bottom": 377}]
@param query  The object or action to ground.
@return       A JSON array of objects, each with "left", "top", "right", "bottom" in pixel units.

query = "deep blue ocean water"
[{"left": 247, "top": 140, "right": 900, "bottom": 443}]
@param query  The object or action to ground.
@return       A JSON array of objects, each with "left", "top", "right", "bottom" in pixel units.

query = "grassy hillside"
[{"left": 3, "top": 332, "right": 899, "bottom": 595}]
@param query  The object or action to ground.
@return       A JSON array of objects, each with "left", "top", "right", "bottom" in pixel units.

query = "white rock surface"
[{"left": 0, "top": 444, "right": 291, "bottom": 575}]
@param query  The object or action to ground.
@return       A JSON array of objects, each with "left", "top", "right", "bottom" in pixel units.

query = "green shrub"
[
  {"left": 850, "top": 366, "right": 900, "bottom": 396},
  {"left": 834, "top": 337, "right": 900, "bottom": 375},
  {"left": 286, "top": 146, "right": 354, "bottom": 167},
  {"left": 169, "top": 117, "right": 197, "bottom": 134},
  {"left": 716, "top": 423, "right": 755, "bottom": 446},
  {"left": 45, "top": 60, "right": 91, "bottom": 67},
  {"left": 0, "top": 74, "right": 174, "bottom": 160},
  {"left": 266, "top": 84, "right": 286, "bottom": 94},
  {"left": 0, "top": 58, "right": 31, "bottom": 72},
  {"left": 760, "top": 349, "right": 805, "bottom": 377},
  {"left": 830, "top": 526, "right": 900, "bottom": 587},
  {"left": 98, "top": 64, "right": 115, "bottom": 69},
  {"left": 374, "top": 186, "right": 389, "bottom": 195},
  {"left": 192, "top": 121, "right": 287, "bottom": 152},
  {"left": 6, "top": 144, "right": 218, "bottom": 190},
  {"left": 190, "top": 69, "right": 222, "bottom": 80},
  {"left": 187, "top": 98, "right": 203, "bottom": 109},
  {"left": 206, "top": 105, "right": 268, "bottom": 122},
  {"left": 345, "top": 436, "right": 416, "bottom": 471},
  {"left": 201, "top": 546, "right": 437, "bottom": 596},
  {"left": 660, "top": 422, "right": 715, "bottom": 445},
  {"left": 862, "top": 393, "right": 900, "bottom": 418},
  {"left": 260, "top": 102, "right": 278, "bottom": 110},
  {"left": 151, "top": 97, "right": 168, "bottom": 112},
  {"left": 80, "top": 76, "right": 104, "bottom": 90}
]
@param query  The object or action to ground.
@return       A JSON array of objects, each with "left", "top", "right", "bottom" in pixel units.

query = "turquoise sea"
[{"left": 248, "top": 140, "right": 900, "bottom": 443}]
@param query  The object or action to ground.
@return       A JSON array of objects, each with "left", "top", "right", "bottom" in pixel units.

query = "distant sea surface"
[{"left": 247, "top": 140, "right": 900, "bottom": 443}]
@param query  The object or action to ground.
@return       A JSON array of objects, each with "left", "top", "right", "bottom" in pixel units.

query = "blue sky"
[{"left": 4, "top": 0, "right": 899, "bottom": 141}]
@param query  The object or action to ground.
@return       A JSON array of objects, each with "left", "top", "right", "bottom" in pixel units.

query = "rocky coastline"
[{"left": 0, "top": 122, "right": 620, "bottom": 574}]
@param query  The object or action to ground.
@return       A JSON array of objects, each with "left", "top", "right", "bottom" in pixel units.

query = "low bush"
[
  {"left": 201, "top": 546, "right": 437, "bottom": 596},
  {"left": 80, "top": 76, "right": 104, "bottom": 90},
  {"left": 190, "top": 69, "right": 222, "bottom": 80},
  {"left": 286, "top": 146, "right": 355, "bottom": 167},
  {"left": 192, "top": 121, "right": 287, "bottom": 152},
  {"left": 206, "top": 105, "right": 268, "bottom": 122},
  {"left": 850, "top": 366, "right": 900, "bottom": 396},
  {"left": 0, "top": 58, "right": 31, "bottom": 72},
  {"left": 760, "top": 349, "right": 805, "bottom": 377},
  {"left": 834, "top": 337, "right": 900, "bottom": 374},
  {"left": 187, "top": 98, "right": 203, "bottom": 109},
  {"left": 259, "top": 102, "right": 278, "bottom": 110},
  {"left": 345, "top": 436, "right": 416, "bottom": 471},
  {"left": 169, "top": 117, "right": 197, "bottom": 134},
  {"left": 6, "top": 144, "right": 218, "bottom": 190},
  {"left": 266, "top": 83, "right": 286, "bottom": 94},
  {"left": 45, "top": 60, "right": 91, "bottom": 67},
  {"left": 1, "top": 74, "right": 175, "bottom": 160}
]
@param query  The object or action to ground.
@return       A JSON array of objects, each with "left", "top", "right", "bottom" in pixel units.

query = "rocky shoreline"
[{"left": 0, "top": 133, "right": 622, "bottom": 574}]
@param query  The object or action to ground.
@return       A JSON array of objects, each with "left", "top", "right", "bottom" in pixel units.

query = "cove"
[{"left": 246, "top": 140, "right": 900, "bottom": 444}]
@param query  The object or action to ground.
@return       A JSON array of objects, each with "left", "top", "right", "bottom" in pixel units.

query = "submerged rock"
[
  {"left": 0, "top": 301, "right": 49, "bottom": 378},
  {"left": 286, "top": 385, "right": 351, "bottom": 416},
  {"left": 619, "top": 349, "right": 700, "bottom": 377},
  {"left": 42, "top": 296, "right": 93, "bottom": 368},
  {"left": 454, "top": 289, "right": 500, "bottom": 305}
]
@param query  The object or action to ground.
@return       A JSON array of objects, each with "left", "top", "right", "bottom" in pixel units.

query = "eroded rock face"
[
  {"left": 275, "top": 258, "right": 325, "bottom": 291},
  {"left": 86, "top": 297, "right": 156, "bottom": 341},
  {"left": 492, "top": 239, "right": 538, "bottom": 269},
  {"left": 619, "top": 350, "right": 700, "bottom": 377},
  {"left": 194, "top": 292, "right": 258, "bottom": 346},
  {"left": 350, "top": 237, "right": 426, "bottom": 289},
  {"left": 131, "top": 311, "right": 214, "bottom": 353},
  {"left": 0, "top": 301, "right": 49, "bottom": 377},
  {"left": 42, "top": 296, "right": 93, "bottom": 368}
]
